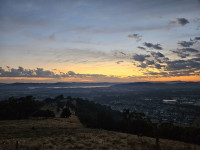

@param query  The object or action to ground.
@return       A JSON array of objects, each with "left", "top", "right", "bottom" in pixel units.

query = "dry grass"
[{"left": 0, "top": 115, "right": 199, "bottom": 150}]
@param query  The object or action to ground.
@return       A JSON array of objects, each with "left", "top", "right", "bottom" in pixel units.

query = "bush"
[
  {"left": 33, "top": 109, "right": 55, "bottom": 117},
  {"left": 60, "top": 108, "right": 71, "bottom": 118}
]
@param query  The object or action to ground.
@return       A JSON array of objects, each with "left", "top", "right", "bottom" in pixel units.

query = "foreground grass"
[{"left": 0, "top": 115, "right": 199, "bottom": 150}]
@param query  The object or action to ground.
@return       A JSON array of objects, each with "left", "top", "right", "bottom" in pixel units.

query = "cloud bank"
[{"left": 0, "top": 67, "right": 114, "bottom": 79}]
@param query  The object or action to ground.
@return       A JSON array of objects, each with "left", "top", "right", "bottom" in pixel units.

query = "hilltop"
[{"left": 0, "top": 116, "right": 199, "bottom": 150}]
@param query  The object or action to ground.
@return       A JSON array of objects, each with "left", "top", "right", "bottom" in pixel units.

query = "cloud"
[
  {"left": 172, "top": 48, "right": 199, "bottom": 58},
  {"left": 144, "top": 71, "right": 169, "bottom": 77},
  {"left": 176, "top": 18, "right": 190, "bottom": 26},
  {"left": 132, "top": 52, "right": 167, "bottom": 70},
  {"left": 137, "top": 46, "right": 146, "bottom": 50},
  {"left": 116, "top": 61, "right": 124, "bottom": 64},
  {"left": 151, "top": 52, "right": 165, "bottom": 58},
  {"left": 170, "top": 18, "right": 189, "bottom": 26},
  {"left": 128, "top": 33, "right": 142, "bottom": 42},
  {"left": 177, "top": 37, "right": 200, "bottom": 48},
  {"left": 146, "top": 60, "right": 155, "bottom": 65},
  {"left": 118, "top": 51, "right": 126, "bottom": 55},
  {"left": 143, "top": 42, "right": 163, "bottom": 50},
  {"left": 132, "top": 54, "right": 150, "bottom": 62},
  {"left": 0, "top": 67, "right": 59, "bottom": 78},
  {"left": 171, "top": 50, "right": 190, "bottom": 58},
  {"left": 166, "top": 59, "right": 200, "bottom": 71},
  {"left": 155, "top": 64, "right": 165, "bottom": 69},
  {"left": 137, "top": 63, "right": 147, "bottom": 68},
  {"left": 113, "top": 50, "right": 128, "bottom": 59},
  {"left": 143, "top": 58, "right": 200, "bottom": 77},
  {"left": 179, "top": 48, "right": 199, "bottom": 53},
  {"left": 0, "top": 66, "right": 127, "bottom": 81},
  {"left": 194, "top": 37, "right": 200, "bottom": 41},
  {"left": 177, "top": 41, "right": 195, "bottom": 47}
]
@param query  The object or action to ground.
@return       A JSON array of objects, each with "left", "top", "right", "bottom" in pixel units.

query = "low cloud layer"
[{"left": 0, "top": 67, "right": 110, "bottom": 79}]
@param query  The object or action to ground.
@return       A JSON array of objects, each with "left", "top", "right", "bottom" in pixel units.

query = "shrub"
[
  {"left": 60, "top": 108, "right": 71, "bottom": 118},
  {"left": 33, "top": 109, "right": 55, "bottom": 117}
]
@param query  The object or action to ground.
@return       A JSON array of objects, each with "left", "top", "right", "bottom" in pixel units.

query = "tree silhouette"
[{"left": 60, "top": 108, "right": 71, "bottom": 118}]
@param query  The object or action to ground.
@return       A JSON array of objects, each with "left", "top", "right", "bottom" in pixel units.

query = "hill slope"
[{"left": 0, "top": 115, "right": 199, "bottom": 150}]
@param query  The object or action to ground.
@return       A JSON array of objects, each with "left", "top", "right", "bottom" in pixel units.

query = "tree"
[{"left": 60, "top": 108, "right": 71, "bottom": 118}]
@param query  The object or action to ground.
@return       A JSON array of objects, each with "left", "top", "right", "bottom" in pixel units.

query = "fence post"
[{"left": 16, "top": 141, "right": 18, "bottom": 150}]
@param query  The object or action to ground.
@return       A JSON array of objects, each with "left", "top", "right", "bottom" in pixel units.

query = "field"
[{"left": 0, "top": 115, "right": 199, "bottom": 150}]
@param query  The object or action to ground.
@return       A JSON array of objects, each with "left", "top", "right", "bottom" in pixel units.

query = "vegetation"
[
  {"left": 0, "top": 95, "right": 200, "bottom": 145},
  {"left": 67, "top": 97, "right": 200, "bottom": 145},
  {"left": 0, "top": 96, "right": 42, "bottom": 120},
  {"left": 60, "top": 108, "right": 71, "bottom": 118},
  {"left": 33, "top": 109, "right": 55, "bottom": 118}
]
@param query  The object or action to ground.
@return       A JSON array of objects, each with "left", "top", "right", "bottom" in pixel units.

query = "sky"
[{"left": 0, "top": 0, "right": 200, "bottom": 83}]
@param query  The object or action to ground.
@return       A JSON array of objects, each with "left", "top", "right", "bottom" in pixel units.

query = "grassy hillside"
[{"left": 0, "top": 115, "right": 199, "bottom": 150}]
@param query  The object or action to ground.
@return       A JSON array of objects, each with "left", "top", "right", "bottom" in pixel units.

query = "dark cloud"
[
  {"left": 170, "top": 18, "right": 189, "bottom": 26},
  {"left": 172, "top": 48, "right": 199, "bottom": 58},
  {"left": 155, "top": 64, "right": 165, "bottom": 69},
  {"left": 133, "top": 52, "right": 168, "bottom": 70},
  {"left": 191, "top": 57, "right": 200, "bottom": 62},
  {"left": 194, "top": 37, "right": 200, "bottom": 41},
  {"left": 143, "top": 58, "right": 200, "bottom": 77},
  {"left": 151, "top": 52, "right": 165, "bottom": 58},
  {"left": 138, "top": 63, "right": 147, "bottom": 68},
  {"left": 166, "top": 59, "right": 200, "bottom": 71},
  {"left": 177, "top": 41, "right": 195, "bottom": 47},
  {"left": 128, "top": 34, "right": 142, "bottom": 42},
  {"left": 176, "top": 18, "right": 189, "bottom": 26},
  {"left": 150, "top": 52, "right": 167, "bottom": 64},
  {"left": 146, "top": 60, "right": 155, "bottom": 65},
  {"left": 132, "top": 54, "right": 150, "bottom": 62},
  {"left": 143, "top": 42, "right": 163, "bottom": 50},
  {"left": 137, "top": 46, "right": 146, "bottom": 50},
  {"left": 179, "top": 48, "right": 199, "bottom": 53},
  {"left": 171, "top": 50, "right": 190, "bottom": 58},
  {"left": 0, "top": 67, "right": 59, "bottom": 78}
]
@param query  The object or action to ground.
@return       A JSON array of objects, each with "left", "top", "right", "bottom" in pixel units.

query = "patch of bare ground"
[{"left": 0, "top": 115, "right": 199, "bottom": 150}]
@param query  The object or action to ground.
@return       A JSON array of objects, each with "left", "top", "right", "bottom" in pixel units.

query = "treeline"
[
  {"left": 0, "top": 95, "right": 71, "bottom": 119},
  {"left": 66, "top": 98, "right": 200, "bottom": 145},
  {"left": 0, "top": 96, "right": 42, "bottom": 120}
]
